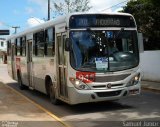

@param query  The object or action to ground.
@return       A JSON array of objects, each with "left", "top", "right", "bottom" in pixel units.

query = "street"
[
  {"left": 7, "top": 83, "right": 160, "bottom": 126},
  {"left": 0, "top": 64, "right": 160, "bottom": 127}
]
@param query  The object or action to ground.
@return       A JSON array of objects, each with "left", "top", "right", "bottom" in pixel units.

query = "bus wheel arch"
[
  {"left": 45, "top": 76, "right": 60, "bottom": 105},
  {"left": 45, "top": 75, "right": 51, "bottom": 95}
]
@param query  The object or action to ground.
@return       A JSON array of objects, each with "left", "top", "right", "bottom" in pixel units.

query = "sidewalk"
[
  {"left": 141, "top": 80, "right": 160, "bottom": 93},
  {"left": 0, "top": 64, "right": 15, "bottom": 84},
  {"left": 0, "top": 82, "right": 66, "bottom": 127}
]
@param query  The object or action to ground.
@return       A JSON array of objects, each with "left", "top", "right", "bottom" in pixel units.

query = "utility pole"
[
  {"left": 12, "top": 26, "right": 20, "bottom": 34},
  {"left": 48, "top": 0, "right": 50, "bottom": 20}
]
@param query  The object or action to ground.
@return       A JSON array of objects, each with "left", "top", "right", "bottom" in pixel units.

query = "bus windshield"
[{"left": 70, "top": 30, "right": 139, "bottom": 72}]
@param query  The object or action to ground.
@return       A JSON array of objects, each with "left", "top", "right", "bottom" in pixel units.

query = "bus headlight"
[
  {"left": 127, "top": 73, "right": 140, "bottom": 87},
  {"left": 69, "top": 77, "right": 91, "bottom": 90}
]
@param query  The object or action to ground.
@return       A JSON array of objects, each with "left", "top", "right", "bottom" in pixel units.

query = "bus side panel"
[
  {"left": 11, "top": 44, "right": 17, "bottom": 80},
  {"left": 32, "top": 57, "right": 46, "bottom": 93},
  {"left": 46, "top": 56, "right": 57, "bottom": 91},
  {"left": 19, "top": 56, "right": 29, "bottom": 86},
  {"left": 12, "top": 58, "right": 17, "bottom": 80},
  {"left": 7, "top": 56, "right": 12, "bottom": 78},
  {"left": 33, "top": 56, "right": 55, "bottom": 94}
]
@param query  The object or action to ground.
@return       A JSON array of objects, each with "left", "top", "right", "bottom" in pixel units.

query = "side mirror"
[
  {"left": 138, "top": 33, "right": 144, "bottom": 53},
  {"left": 65, "top": 38, "right": 70, "bottom": 51}
]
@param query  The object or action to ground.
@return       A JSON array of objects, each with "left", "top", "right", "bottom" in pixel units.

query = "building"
[{"left": 0, "top": 38, "right": 7, "bottom": 64}]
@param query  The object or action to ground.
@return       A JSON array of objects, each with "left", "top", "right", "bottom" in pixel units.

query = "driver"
[{"left": 105, "top": 41, "right": 118, "bottom": 55}]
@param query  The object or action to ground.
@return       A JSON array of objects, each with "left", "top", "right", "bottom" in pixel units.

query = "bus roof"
[
  {"left": 6, "top": 12, "right": 134, "bottom": 40},
  {"left": 7, "top": 15, "right": 66, "bottom": 40},
  {"left": 67, "top": 12, "right": 133, "bottom": 17}
]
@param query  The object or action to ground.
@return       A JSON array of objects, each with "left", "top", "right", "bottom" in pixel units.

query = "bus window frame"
[
  {"left": 33, "top": 30, "right": 45, "bottom": 57},
  {"left": 44, "top": 27, "right": 55, "bottom": 57}
]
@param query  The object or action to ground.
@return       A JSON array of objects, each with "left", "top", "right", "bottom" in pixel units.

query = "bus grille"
[
  {"left": 96, "top": 90, "right": 122, "bottom": 97},
  {"left": 92, "top": 84, "right": 123, "bottom": 89},
  {"left": 95, "top": 74, "right": 130, "bottom": 82}
]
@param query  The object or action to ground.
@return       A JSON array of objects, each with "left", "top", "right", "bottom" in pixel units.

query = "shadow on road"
[{"left": 7, "top": 82, "right": 134, "bottom": 115}]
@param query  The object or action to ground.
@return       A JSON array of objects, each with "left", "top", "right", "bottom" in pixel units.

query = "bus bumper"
[{"left": 68, "top": 83, "right": 141, "bottom": 105}]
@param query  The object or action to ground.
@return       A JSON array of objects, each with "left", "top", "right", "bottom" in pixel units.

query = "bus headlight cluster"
[
  {"left": 69, "top": 77, "right": 91, "bottom": 90},
  {"left": 127, "top": 73, "right": 140, "bottom": 87}
]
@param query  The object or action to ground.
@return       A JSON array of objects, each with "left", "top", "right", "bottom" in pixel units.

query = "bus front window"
[{"left": 70, "top": 30, "right": 139, "bottom": 72}]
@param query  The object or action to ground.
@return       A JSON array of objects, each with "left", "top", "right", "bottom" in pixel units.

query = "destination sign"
[{"left": 69, "top": 14, "right": 136, "bottom": 28}]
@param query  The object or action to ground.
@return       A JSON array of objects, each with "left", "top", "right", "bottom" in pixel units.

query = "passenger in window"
[{"left": 105, "top": 41, "right": 118, "bottom": 55}]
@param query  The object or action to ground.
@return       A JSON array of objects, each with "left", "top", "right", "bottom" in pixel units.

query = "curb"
[{"left": 142, "top": 86, "right": 160, "bottom": 93}]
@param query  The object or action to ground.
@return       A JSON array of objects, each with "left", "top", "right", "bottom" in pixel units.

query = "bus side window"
[
  {"left": 15, "top": 38, "right": 22, "bottom": 56},
  {"left": 15, "top": 39, "right": 17, "bottom": 56},
  {"left": 21, "top": 36, "right": 26, "bottom": 56},
  {"left": 34, "top": 31, "right": 45, "bottom": 57},
  {"left": 45, "top": 27, "right": 55, "bottom": 56},
  {"left": 20, "top": 37, "right": 23, "bottom": 56},
  {"left": 33, "top": 34, "right": 37, "bottom": 56}
]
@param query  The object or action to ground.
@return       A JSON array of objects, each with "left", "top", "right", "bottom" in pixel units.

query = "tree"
[
  {"left": 122, "top": 0, "right": 160, "bottom": 50},
  {"left": 53, "top": 0, "right": 92, "bottom": 15}
]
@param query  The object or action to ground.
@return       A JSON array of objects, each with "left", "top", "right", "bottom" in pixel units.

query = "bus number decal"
[{"left": 76, "top": 72, "right": 95, "bottom": 83}]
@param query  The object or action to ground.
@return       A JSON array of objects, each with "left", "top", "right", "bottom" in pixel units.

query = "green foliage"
[{"left": 122, "top": 0, "right": 160, "bottom": 50}]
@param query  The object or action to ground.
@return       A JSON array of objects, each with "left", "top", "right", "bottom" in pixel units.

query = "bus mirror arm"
[{"left": 65, "top": 38, "right": 71, "bottom": 51}]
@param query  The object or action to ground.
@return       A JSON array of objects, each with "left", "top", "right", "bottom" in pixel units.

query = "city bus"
[{"left": 7, "top": 12, "right": 142, "bottom": 105}]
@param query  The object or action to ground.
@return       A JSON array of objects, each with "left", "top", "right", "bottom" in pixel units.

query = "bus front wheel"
[{"left": 49, "top": 80, "right": 60, "bottom": 105}]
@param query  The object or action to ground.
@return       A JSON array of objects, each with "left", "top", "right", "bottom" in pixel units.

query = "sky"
[{"left": 0, "top": 0, "right": 128, "bottom": 36}]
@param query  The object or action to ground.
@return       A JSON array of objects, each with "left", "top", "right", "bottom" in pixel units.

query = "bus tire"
[
  {"left": 17, "top": 73, "right": 25, "bottom": 90},
  {"left": 49, "top": 80, "right": 60, "bottom": 105}
]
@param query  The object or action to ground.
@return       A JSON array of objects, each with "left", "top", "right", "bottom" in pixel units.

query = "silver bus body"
[{"left": 7, "top": 12, "right": 141, "bottom": 104}]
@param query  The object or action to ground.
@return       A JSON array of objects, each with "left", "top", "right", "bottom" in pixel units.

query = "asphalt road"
[{"left": 7, "top": 82, "right": 160, "bottom": 127}]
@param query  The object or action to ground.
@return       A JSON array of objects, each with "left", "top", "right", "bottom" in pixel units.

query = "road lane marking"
[{"left": 4, "top": 83, "right": 72, "bottom": 127}]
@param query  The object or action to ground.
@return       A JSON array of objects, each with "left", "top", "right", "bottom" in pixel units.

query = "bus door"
[
  {"left": 27, "top": 40, "right": 33, "bottom": 89},
  {"left": 56, "top": 33, "right": 68, "bottom": 100},
  {"left": 11, "top": 44, "right": 16, "bottom": 79}
]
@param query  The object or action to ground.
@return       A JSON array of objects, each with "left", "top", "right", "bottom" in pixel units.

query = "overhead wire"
[{"left": 100, "top": 0, "right": 130, "bottom": 12}]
